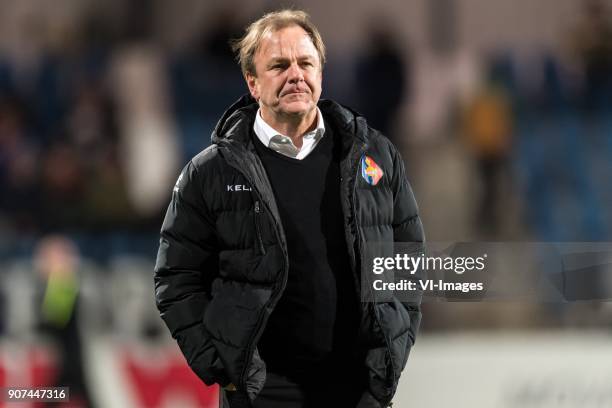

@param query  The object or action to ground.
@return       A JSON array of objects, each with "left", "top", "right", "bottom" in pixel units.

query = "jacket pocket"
[{"left": 254, "top": 201, "right": 266, "bottom": 255}]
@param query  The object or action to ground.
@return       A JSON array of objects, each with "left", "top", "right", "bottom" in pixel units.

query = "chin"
[{"left": 281, "top": 101, "right": 314, "bottom": 116}]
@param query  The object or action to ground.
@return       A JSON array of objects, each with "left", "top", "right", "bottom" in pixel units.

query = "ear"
[{"left": 246, "top": 72, "right": 259, "bottom": 100}]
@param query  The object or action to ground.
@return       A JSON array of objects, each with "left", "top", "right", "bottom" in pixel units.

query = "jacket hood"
[{"left": 211, "top": 94, "right": 370, "bottom": 146}]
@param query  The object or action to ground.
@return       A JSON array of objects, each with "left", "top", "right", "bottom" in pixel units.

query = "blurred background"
[{"left": 0, "top": 0, "right": 611, "bottom": 406}]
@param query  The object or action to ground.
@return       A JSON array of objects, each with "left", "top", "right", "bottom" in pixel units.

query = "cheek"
[
  {"left": 308, "top": 72, "right": 322, "bottom": 93},
  {"left": 276, "top": 80, "right": 290, "bottom": 97},
  {"left": 261, "top": 78, "right": 282, "bottom": 96}
]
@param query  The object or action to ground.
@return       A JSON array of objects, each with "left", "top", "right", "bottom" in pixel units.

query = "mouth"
[{"left": 281, "top": 89, "right": 309, "bottom": 97}]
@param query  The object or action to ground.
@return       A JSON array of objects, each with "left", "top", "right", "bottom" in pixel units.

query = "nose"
[{"left": 287, "top": 62, "right": 304, "bottom": 84}]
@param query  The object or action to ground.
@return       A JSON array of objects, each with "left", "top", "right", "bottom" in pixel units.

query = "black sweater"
[{"left": 253, "top": 126, "right": 359, "bottom": 376}]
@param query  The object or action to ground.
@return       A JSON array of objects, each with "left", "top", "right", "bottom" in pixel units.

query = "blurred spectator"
[
  {"left": 169, "top": 7, "right": 245, "bottom": 161},
  {"left": 67, "top": 78, "right": 134, "bottom": 230},
  {"left": 110, "top": 43, "right": 180, "bottom": 218},
  {"left": 354, "top": 24, "right": 409, "bottom": 143},
  {"left": 461, "top": 58, "right": 514, "bottom": 235},
  {"left": 571, "top": 0, "right": 612, "bottom": 111},
  {"left": 35, "top": 235, "right": 93, "bottom": 408}
]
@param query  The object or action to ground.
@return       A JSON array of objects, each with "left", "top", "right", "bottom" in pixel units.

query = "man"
[{"left": 154, "top": 9, "right": 424, "bottom": 408}]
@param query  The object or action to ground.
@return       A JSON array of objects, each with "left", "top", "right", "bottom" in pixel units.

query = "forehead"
[{"left": 256, "top": 25, "right": 319, "bottom": 60}]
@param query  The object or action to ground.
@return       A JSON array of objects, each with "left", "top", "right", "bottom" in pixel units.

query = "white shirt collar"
[{"left": 253, "top": 108, "right": 325, "bottom": 159}]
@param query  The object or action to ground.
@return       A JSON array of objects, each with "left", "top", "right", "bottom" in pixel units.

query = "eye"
[{"left": 270, "top": 63, "right": 287, "bottom": 71}]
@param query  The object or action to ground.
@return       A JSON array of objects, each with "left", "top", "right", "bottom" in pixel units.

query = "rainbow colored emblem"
[{"left": 361, "top": 155, "right": 384, "bottom": 185}]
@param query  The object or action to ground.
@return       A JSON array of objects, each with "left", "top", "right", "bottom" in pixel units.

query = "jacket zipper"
[
  {"left": 254, "top": 201, "right": 266, "bottom": 255},
  {"left": 219, "top": 143, "right": 289, "bottom": 391},
  {"left": 239, "top": 192, "right": 287, "bottom": 390}
]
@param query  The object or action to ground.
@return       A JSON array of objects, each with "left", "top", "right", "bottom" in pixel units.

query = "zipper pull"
[{"left": 254, "top": 200, "right": 266, "bottom": 255}]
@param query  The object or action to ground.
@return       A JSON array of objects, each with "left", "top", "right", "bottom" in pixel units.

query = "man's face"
[{"left": 246, "top": 25, "right": 322, "bottom": 121}]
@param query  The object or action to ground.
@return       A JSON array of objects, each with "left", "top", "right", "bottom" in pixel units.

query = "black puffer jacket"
[{"left": 154, "top": 95, "right": 425, "bottom": 406}]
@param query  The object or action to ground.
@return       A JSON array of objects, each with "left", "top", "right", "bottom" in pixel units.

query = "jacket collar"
[{"left": 211, "top": 94, "right": 370, "bottom": 150}]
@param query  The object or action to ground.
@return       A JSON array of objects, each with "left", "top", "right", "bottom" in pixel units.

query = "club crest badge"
[{"left": 361, "top": 155, "right": 384, "bottom": 186}]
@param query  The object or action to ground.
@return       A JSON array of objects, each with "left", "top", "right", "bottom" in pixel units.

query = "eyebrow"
[{"left": 266, "top": 56, "right": 315, "bottom": 67}]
